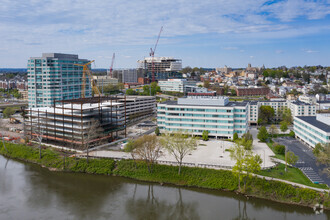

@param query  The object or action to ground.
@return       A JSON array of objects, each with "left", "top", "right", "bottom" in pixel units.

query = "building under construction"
[
  {"left": 137, "top": 57, "right": 182, "bottom": 81},
  {"left": 25, "top": 95, "right": 156, "bottom": 150}
]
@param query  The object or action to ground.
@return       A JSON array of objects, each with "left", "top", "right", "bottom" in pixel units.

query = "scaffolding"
[{"left": 25, "top": 96, "right": 127, "bottom": 150}]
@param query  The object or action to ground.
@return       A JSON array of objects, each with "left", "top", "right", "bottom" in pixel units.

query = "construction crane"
[
  {"left": 74, "top": 60, "right": 101, "bottom": 98},
  {"left": 109, "top": 53, "right": 115, "bottom": 77},
  {"left": 149, "top": 26, "right": 163, "bottom": 82}
]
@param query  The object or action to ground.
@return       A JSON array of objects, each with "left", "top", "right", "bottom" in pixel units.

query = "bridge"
[{"left": 0, "top": 102, "right": 28, "bottom": 111}]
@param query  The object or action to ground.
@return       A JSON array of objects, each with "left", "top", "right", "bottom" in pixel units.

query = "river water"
[{"left": 0, "top": 155, "right": 329, "bottom": 220}]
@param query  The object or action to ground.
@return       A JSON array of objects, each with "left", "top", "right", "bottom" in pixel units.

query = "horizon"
[{"left": 1, "top": 1, "right": 330, "bottom": 68}]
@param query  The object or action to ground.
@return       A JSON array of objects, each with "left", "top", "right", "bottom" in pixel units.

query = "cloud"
[
  {"left": 0, "top": 0, "right": 329, "bottom": 67},
  {"left": 262, "top": 0, "right": 330, "bottom": 22},
  {"left": 276, "top": 50, "right": 284, "bottom": 54},
  {"left": 223, "top": 47, "right": 239, "bottom": 50},
  {"left": 302, "top": 49, "right": 319, "bottom": 53}
]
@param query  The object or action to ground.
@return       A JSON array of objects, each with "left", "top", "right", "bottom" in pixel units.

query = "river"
[{"left": 0, "top": 155, "right": 329, "bottom": 220}]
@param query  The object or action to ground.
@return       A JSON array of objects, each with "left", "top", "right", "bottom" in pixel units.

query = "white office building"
[
  {"left": 298, "top": 95, "right": 316, "bottom": 105},
  {"left": 289, "top": 101, "right": 316, "bottom": 117},
  {"left": 294, "top": 114, "right": 330, "bottom": 148},
  {"left": 158, "top": 79, "right": 196, "bottom": 93},
  {"left": 157, "top": 96, "right": 248, "bottom": 139},
  {"left": 248, "top": 101, "right": 259, "bottom": 125}
]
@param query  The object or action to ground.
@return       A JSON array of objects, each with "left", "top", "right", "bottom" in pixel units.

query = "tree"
[
  {"left": 150, "top": 82, "right": 161, "bottom": 95},
  {"left": 181, "top": 66, "right": 193, "bottom": 74},
  {"left": 155, "top": 127, "right": 160, "bottom": 136},
  {"left": 126, "top": 88, "right": 137, "bottom": 95},
  {"left": 3, "top": 107, "right": 16, "bottom": 118},
  {"left": 230, "top": 142, "right": 262, "bottom": 192},
  {"left": 281, "top": 108, "right": 292, "bottom": 124},
  {"left": 233, "top": 132, "right": 238, "bottom": 141},
  {"left": 268, "top": 124, "right": 278, "bottom": 137},
  {"left": 286, "top": 151, "right": 298, "bottom": 170},
  {"left": 274, "top": 144, "right": 285, "bottom": 155},
  {"left": 202, "top": 130, "right": 209, "bottom": 141},
  {"left": 239, "top": 138, "right": 253, "bottom": 151},
  {"left": 160, "top": 131, "right": 197, "bottom": 174},
  {"left": 313, "top": 143, "right": 330, "bottom": 177},
  {"left": 124, "top": 139, "right": 138, "bottom": 168},
  {"left": 280, "top": 121, "right": 288, "bottom": 132},
  {"left": 289, "top": 130, "right": 295, "bottom": 137},
  {"left": 0, "top": 120, "right": 8, "bottom": 153},
  {"left": 34, "top": 128, "right": 44, "bottom": 159},
  {"left": 230, "top": 143, "right": 249, "bottom": 191},
  {"left": 313, "top": 143, "right": 323, "bottom": 155},
  {"left": 242, "top": 154, "right": 262, "bottom": 191},
  {"left": 85, "top": 119, "right": 104, "bottom": 163},
  {"left": 258, "top": 106, "right": 275, "bottom": 124},
  {"left": 203, "top": 80, "right": 210, "bottom": 89},
  {"left": 134, "top": 135, "right": 162, "bottom": 173},
  {"left": 257, "top": 126, "right": 268, "bottom": 142},
  {"left": 142, "top": 82, "right": 160, "bottom": 96},
  {"left": 242, "top": 131, "right": 253, "bottom": 142},
  {"left": 230, "top": 89, "right": 237, "bottom": 96}
]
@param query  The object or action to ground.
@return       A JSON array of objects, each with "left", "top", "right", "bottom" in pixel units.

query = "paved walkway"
[
  {"left": 89, "top": 134, "right": 276, "bottom": 169},
  {"left": 253, "top": 174, "right": 329, "bottom": 193}
]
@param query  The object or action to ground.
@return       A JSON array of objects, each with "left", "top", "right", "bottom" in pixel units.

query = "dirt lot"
[{"left": 0, "top": 113, "right": 24, "bottom": 138}]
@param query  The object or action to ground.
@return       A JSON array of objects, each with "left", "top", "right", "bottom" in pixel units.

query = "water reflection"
[
  {"left": 22, "top": 164, "right": 125, "bottom": 219},
  {"left": 0, "top": 155, "right": 329, "bottom": 220},
  {"left": 125, "top": 184, "right": 199, "bottom": 220}
]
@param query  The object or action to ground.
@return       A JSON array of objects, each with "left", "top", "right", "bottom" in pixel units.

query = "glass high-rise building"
[{"left": 28, "top": 53, "right": 91, "bottom": 108}]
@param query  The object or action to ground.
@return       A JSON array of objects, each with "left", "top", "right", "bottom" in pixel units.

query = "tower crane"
[
  {"left": 149, "top": 26, "right": 163, "bottom": 82},
  {"left": 109, "top": 53, "right": 115, "bottom": 77},
  {"left": 74, "top": 60, "right": 101, "bottom": 98}
]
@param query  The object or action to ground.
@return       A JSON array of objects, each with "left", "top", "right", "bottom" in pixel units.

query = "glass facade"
[
  {"left": 294, "top": 118, "right": 330, "bottom": 147},
  {"left": 28, "top": 54, "right": 91, "bottom": 108}
]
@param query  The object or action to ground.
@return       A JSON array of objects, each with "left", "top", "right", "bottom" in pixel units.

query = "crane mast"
[
  {"left": 109, "top": 53, "right": 115, "bottom": 77},
  {"left": 74, "top": 60, "right": 101, "bottom": 98},
  {"left": 149, "top": 26, "right": 163, "bottom": 82}
]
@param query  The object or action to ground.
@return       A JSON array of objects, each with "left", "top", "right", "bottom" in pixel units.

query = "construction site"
[
  {"left": 25, "top": 95, "right": 156, "bottom": 150},
  {"left": 22, "top": 27, "right": 170, "bottom": 150}
]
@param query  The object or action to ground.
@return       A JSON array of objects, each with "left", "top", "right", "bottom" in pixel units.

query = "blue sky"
[{"left": 0, "top": 0, "right": 330, "bottom": 69}]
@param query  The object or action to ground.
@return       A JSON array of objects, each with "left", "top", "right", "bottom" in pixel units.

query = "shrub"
[
  {"left": 202, "top": 130, "right": 209, "bottom": 141},
  {"left": 274, "top": 144, "right": 285, "bottom": 155},
  {"left": 233, "top": 132, "right": 238, "bottom": 141},
  {"left": 289, "top": 130, "right": 295, "bottom": 137}
]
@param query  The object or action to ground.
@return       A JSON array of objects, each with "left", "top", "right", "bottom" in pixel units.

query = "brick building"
[{"left": 235, "top": 86, "right": 269, "bottom": 96}]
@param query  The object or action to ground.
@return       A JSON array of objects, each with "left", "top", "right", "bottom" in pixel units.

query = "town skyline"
[{"left": 1, "top": 0, "right": 330, "bottom": 68}]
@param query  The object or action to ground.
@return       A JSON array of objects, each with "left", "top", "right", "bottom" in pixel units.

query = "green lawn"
[
  {"left": 258, "top": 163, "right": 329, "bottom": 190},
  {"left": 267, "top": 142, "right": 286, "bottom": 161}
]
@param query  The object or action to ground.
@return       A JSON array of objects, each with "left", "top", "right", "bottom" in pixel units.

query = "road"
[{"left": 273, "top": 136, "right": 330, "bottom": 186}]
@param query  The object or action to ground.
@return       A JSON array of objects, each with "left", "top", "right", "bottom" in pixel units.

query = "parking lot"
[{"left": 274, "top": 137, "right": 329, "bottom": 186}]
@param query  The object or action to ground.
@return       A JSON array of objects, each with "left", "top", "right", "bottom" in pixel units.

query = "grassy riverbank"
[
  {"left": 0, "top": 142, "right": 115, "bottom": 175},
  {"left": 1, "top": 142, "right": 329, "bottom": 209},
  {"left": 259, "top": 164, "right": 328, "bottom": 189}
]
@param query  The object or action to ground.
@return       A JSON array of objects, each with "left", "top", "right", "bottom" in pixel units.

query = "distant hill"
[{"left": 0, "top": 68, "right": 27, "bottom": 73}]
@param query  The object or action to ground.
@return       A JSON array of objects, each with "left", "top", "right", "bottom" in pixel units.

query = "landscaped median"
[{"left": 1, "top": 142, "right": 329, "bottom": 209}]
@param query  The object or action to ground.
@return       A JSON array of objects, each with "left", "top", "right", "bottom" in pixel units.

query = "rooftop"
[
  {"left": 296, "top": 116, "right": 330, "bottom": 133},
  {"left": 291, "top": 101, "right": 312, "bottom": 106},
  {"left": 159, "top": 100, "right": 248, "bottom": 107}
]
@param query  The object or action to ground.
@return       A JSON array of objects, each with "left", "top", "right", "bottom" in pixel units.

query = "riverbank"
[{"left": 1, "top": 142, "right": 329, "bottom": 210}]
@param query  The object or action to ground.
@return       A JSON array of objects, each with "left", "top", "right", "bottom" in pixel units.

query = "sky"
[{"left": 0, "top": 0, "right": 330, "bottom": 69}]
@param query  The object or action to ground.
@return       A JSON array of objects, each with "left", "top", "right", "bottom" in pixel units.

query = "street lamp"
[{"left": 263, "top": 149, "right": 265, "bottom": 168}]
